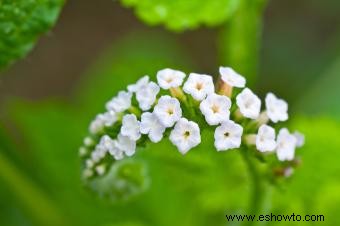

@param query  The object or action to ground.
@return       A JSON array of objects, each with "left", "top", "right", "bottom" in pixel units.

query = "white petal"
[
  {"left": 214, "top": 120, "right": 243, "bottom": 151},
  {"left": 106, "top": 91, "right": 132, "bottom": 113},
  {"left": 140, "top": 112, "right": 166, "bottom": 143},
  {"left": 136, "top": 81, "right": 160, "bottom": 111},
  {"left": 127, "top": 75, "right": 150, "bottom": 92},
  {"left": 199, "top": 93, "right": 231, "bottom": 125},
  {"left": 183, "top": 73, "right": 215, "bottom": 101},
  {"left": 276, "top": 128, "right": 297, "bottom": 161},
  {"left": 116, "top": 133, "right": 136, "bottom": 157},
  {"left": 236, "top": 88, "right": 261, "bottom": 119},
  {"left": 219, "top": 66, "right": 246, "bottom": 88},
  {"left": 169, "top": 118, "right": 201, "bottom": 154},
  {"left": 265, "top": 93, "right": 288, "bottom": 123},
  {"left": 153, "top": 95, "right": 182, "bottom": 127},
  {"left": 256, "top": 124, "right": 276, "bottom": 152},
  {"left": 157, "top": 68, "right": 186, "bottom": 89},
  {"left": 120, "top": 114, "right": 141, "bottom": 141}
]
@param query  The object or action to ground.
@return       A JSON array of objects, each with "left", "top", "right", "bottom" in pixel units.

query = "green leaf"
[
  {"left": 119, "top": 0, "right": 240, "bottom": 31},
  {"left": 0, "top": 0, "right": 64, "bottom": 70}
]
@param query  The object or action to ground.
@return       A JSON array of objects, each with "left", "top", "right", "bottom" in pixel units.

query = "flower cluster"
[{"left": 80, "top": 67, "right": 304, "bottom": 179}]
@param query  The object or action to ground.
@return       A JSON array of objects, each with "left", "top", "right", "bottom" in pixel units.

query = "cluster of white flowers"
[{"left": 80, "top": 67, "right": 304, "bottom": 179}]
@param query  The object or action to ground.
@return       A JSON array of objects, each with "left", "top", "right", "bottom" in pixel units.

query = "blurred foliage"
[
  {"left": 119, "top": 0, "right": 240, "bottom": 31},
  {"left": 0, "top": 0, "right": 64, "bottom": 70},
  {"left": 271, "top": 117, "right": 340, "bottom": 225},
  {"left": 296, "top": 56, "right": 340, "bottom": 119}
]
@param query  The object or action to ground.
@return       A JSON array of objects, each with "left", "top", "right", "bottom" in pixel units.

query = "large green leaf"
[
  {"left": 119, "top": 0, "right": 240, "bottom": 31},
  {"left": 0, "top": 0, "right": 64, "bottom": 70}
]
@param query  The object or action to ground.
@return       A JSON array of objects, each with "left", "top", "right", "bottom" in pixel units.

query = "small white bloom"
[
  {"left": 214, "top": 120, "right": 243, "bottom": 151},
  {"left": 157, "top": 68, "right": 186, "bottom": 89},
  {"left": 199, "top": 93, "right": 231, "bottom": 125},
  {"left": 183, "top": 73, "right": 215, "bottom": 101},
  {"left": 169, "top": 118, "right": 201, "bottom": 154},
  {"left": 84, "top": 137, "right": 94, "bottom": 146},
  {"left": 86, "top": 159, "right": 94, "bottom": 168},
  {"left": 115, "top": 133, "right": 136, "bottom": 157},
  {"left": 95, "top": 165, "right": 106, "bottom": 175},
  {"left": 91, "top": 135, "right": 113, "bottom": 162},
  {"left": 293, "top": 131, "right": 305, "bottom": 148},
  {"left": 108, "top": 142, "right": 124, "bottom": 160},
  {"left": 265, "top": 93, "right": 288, "bottom": 123},
  {"left": 120, "top": 114, "right": 141, "bottom": 141},
  {"left": 106, "top": 91, "right": 132, "bottom": 113},
  {"left": 89, "top": 115, "right": 104, "bottom": 134},
  {"left": 153, "top": 95, "right": 182, "bottom": 127},
  {"left": 127, "top": 75, "right": 149, "bottom": 92},
  {"left": 79, "top": 147, "right": 88, "bottom": 157},
  {"left": 219, "top": 66, "right": 246, "bottom": 88},
  {"left": 89, "top": 111, "right": 118, "bottom": 134},
  {"left": 276, "top": 128, "right": 297, "bottom": 161},
  {"left": 140, "top": 112, "right": 166, "bottom": 143},
  {"left": 236, "top": 88, "right": 261, "bottom": 119},
  {"left": 91, "top": 148, "right": 106, "bottom": 163},
  {"left": 136, "top": 81, "right": 160, "bottom": 110},
  {"left": 256, "top": 125, "right": 276, "bottom": 152},
  {"left": 83, "top": 168, "right": 93, "bottom": 178},
  {"left": 101, "top": 111, "right": 118, "bottom": 127}
]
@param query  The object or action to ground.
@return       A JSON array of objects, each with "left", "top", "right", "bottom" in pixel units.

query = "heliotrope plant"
[{"left": 79, "top": 66, "right": 304, "bottom": 198}]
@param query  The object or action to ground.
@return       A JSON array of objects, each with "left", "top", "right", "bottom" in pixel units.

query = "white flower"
[
  {"left": 199, "top": 93, "right": 231, "bottom": 125},
  {"left": 214, "top": 120, "right": 243, "bottom": 151},
  {"left": 236, "top": 88, "right": 261, "bottom": 119},
  {"left": 293, "top": 131, "right": 305, "bottom": 148},
  {"left": 219, "top": 66, "right": 246, "bottom": 88},
  {"left": 101, "top": 111, "right": 118, "bottom": 127},
  {"left": 106, "top": 91, "right": 132, "bottom": 113},
  {"left": 95, "top": 165, "right": 106, "bottom": 175},
  {"left": 83, "top": 169, "right": 93, "bottom": 178},
  {"left": 256, "top": 125, "right": 276, "bottom": 152},
  {"left": 83, "top": 137, "right": 94, "bottom": 146},
  {"left": 169, "top": 118, "right": 201, "bottom": 154},
  {"left": 120, "top": 114, "right": 141, "bottom": 141},
  {"left": 91, "top": 135, "right": 113, "bottom": 162},
  {"left": 136, "top": 81, "right": 160, "bottom": 110},
  {"left": 153, "top": 95, "right": 182, "bottom": 127},
  {"left": 157, "top": 68, "right": 186, "bottom": 89},
  {"left": 140, "top": 112, "right": 166, "bottom": 143},
  {"left": 127, "top": 75, "right": 149, "bottom": 92},
  {"left": 276, "top": 128, "right": 297, "bottom": 161},
  {"left": 265, "top": 93, "right": 288, "bottom": 123},
  {"left": 108, "top": 142, "right": 124, "bottom": 160},
  {"left": 79, "top": 147, "right": 87, "bottom": 157},
  {"left": 89, "top": 111, "right": 117, "bottom": 134},
  {"left": 183, "top": 73, "right": 215, "bottom": 101},
  {"left": 89, "top": 114, "right": 104, "bottom": 134},
  {"left": 115, "top": 133, "right": 136, "bottom": 157},
  {"left": 86, "top": 159, "right": 94, "bottom": 168}
]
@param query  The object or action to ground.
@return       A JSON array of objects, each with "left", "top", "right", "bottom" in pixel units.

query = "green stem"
[
  {"left": 240, "top": 148, "right": 268, "bottom": 226},
  {"left": 218, "top": 0, "right": 267, "bottom": 87},
  {"left": 0, "top": 151, "right": 69, "bottom": 226}
]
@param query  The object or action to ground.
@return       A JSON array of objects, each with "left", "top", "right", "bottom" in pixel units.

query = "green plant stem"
[
  {"left": 218, "top": 0, "right": 267, "bottom": 87},
  {"left": 0, "top": 151, "right": 68, "bottom": 226},
  {"left": 240, "top": 149, "right": 268, "bottom": 226}
]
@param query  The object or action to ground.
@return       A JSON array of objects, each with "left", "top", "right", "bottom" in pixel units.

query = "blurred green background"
[{"left": 0, "top": 0, "right": 339, "bottom": 225}]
